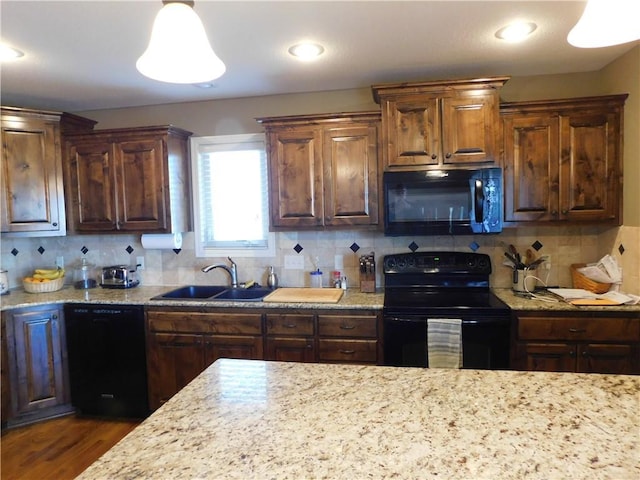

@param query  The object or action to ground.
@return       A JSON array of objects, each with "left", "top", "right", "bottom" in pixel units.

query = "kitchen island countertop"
[{"left": 77, "top": 358, "right": 639, "bottom": 479}]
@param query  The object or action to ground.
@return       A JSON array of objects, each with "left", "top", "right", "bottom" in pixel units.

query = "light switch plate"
[{"left": 284, "top": 254, "right": 304, "bottom": 270}]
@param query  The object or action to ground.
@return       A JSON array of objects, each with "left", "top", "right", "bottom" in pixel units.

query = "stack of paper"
[{"left": 547, "top": 288, "right": 638, "bottom": 305}]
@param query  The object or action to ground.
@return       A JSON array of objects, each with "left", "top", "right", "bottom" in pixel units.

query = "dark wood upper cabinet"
[
  {"left": 501, "top": 95, "right": 627, "bottom": 225},
  {"left": 257, "top": 112, "right": 380, "bottom": 230},
  {"left": 64, "top": 126, "right": 192, "bottom": 233},
  {"left": 372, "top": 77, "right": 509, "bottom": 170}
]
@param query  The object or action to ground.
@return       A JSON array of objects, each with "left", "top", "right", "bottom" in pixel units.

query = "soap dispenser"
[{"left": 267, "top": 266, "right": 278, "bottom": 289}]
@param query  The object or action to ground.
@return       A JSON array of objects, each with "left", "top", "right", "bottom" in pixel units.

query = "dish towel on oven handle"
[{"left": 427, "top": 318, "right": 462, "bottom": 368}]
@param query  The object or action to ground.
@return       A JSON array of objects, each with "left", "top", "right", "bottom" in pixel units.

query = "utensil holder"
[{"left": 512, "top": 268, "right": 537, "bottom": 293}]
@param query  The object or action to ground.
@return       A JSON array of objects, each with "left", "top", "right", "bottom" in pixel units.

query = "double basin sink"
[{"left": 152, "top": 285, "right": 274, "bottom": 302}]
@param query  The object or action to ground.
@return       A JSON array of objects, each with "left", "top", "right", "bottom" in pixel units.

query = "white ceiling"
[{"left": 1, "top": 1, "right": 638, "bottom": 113}]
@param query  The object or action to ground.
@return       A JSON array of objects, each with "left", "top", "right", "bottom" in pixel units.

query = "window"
[{"left": 191, "top": 133, "right": 274, "bottom": 257}]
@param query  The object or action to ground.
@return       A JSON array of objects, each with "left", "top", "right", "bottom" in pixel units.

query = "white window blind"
[{"left": 191, "top": 134, "right": 274, "bottom": 257}]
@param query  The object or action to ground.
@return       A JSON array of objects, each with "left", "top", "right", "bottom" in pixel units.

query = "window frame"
[{"left": 190, "top": 133, "right": 275, "bottom": 258}]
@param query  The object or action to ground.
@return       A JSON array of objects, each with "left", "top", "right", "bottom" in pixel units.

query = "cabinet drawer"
[
  {"left": 266, "top": 314, "right": 314, "bottom": 336},
  {"left": 318, "top": 315, "right": 377, "bottom": 338},
  {"left": 318, "top": 339, "right": 377, "bottom": 363},
  {"left": 147, "top": 311, "right": 262, "bottom": 335},
  {"left": 518, "top": 316, "right": 640, "bottom": 342}
]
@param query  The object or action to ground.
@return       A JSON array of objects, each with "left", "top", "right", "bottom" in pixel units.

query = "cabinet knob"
[
  {"left": 581, "top": 351, "right": 588, "bottom": 357},
  {"left": 284, "top": 324, "right": 297, "bottom": 329},
  {"left": 551, "top": 210, "right": 558, "bottom": 216},
  {"left": 561, "top": 209, "right": 568, "bottom": 215},
  {"left": 52, "top": 222, "right": 58, "bottom": 227},
  {"left": 569, "top": 350, "right": 576, "bottom": 357},
  {"left": 340, "top": 324, "right": 356, "bottom": 330},
  {"left": 431, "top": 154, "right": 437, "bottom": 160},
  {"left": 52, "top": 314, "right": 58, "bottom": 320},
  {"left": 339, "top": 349, "right": 356, "bottom": 355},
  {"left": 445, "top": 153, "right": 452, "bottom": 159},
  {"left": 568, "top": 328, "right": 587, "bottom": 333}
]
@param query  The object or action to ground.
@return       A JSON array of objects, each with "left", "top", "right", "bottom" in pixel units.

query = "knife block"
[{"left": 359, "top": 270, "right": 376, "bottom": 293}]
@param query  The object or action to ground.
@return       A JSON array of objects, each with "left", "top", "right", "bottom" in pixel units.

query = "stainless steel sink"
[{"left": 152, "top": 285, "right": 274, "bottom": 302}]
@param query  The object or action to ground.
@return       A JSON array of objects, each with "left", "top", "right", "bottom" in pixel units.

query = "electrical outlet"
[
  {"left": 136, "top": 256, "right": 145, "bottom": 270},
  {"left": 284, "top": 254, "right": 304, "bottom": 270},
  {"left": 56, "top": 256, "right": 64, "bottom": 268},
  {"left": 543, "top": 255, "right": 551, "bottom": 270}
]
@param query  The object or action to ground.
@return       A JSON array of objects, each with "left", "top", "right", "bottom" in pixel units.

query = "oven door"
[{"left": 383, "top": 314, "right": 510, "bottom": 369}]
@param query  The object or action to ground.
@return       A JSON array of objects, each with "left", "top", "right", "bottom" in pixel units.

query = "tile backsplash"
[{"left": 1, "top": 226, "right": 638, "bottom": 296}]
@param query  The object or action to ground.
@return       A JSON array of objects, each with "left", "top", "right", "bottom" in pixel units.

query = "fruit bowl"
[
  {"left": 23, "top": 276, "right": 65, "bottom": 293},
  {"left": 23, "top": 267, "right": 66, "bottom": 293}
]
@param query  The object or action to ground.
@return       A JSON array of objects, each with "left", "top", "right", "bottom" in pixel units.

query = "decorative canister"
[{"left": 0, "top": 269, "right": 9, "bottom": 295}]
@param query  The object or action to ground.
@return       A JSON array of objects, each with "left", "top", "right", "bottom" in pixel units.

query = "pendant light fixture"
[
  {"left": 136, "top": 1, "right": 225, "bottom": 84},
  {"left": 568, "top": 0, "right": 640, "bottom": 48}
]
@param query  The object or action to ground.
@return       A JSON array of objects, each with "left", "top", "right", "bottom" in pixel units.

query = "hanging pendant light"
[
  {"left": 568, "top": 0, "right": 640, "bottom": 48},
  {"left": 136, "top": 1, "right": 226, "bottom": 84}
]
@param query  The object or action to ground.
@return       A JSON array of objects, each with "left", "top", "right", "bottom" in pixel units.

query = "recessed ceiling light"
[
  {"left": 288, "top": 43, "right": 325, "bottom": 61},
  {"left": 0, "top": 43, "right": 24, "bottom": 62},
  {"left": 495, "top": 22, "right": 537, "bottom": 42}
]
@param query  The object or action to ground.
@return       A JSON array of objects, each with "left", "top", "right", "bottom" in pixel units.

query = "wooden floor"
[{"left": 1, "top": 414, "right": 140, "bottom": 480}]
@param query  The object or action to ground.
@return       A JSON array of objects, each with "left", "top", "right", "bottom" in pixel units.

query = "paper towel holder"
[{"left": 141, "top": 232, "right": 183, "bottom": 250}]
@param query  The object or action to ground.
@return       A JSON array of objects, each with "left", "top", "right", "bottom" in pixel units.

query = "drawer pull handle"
[
  {"left": 339, "top": 349, "right": 356, "bottom": 355},
  {"left": 569, "top": 328, "right": 587, "bottom": 333},
  {"left": 284, "top": 324, "right": 297, "bottom": 328},
  {"left": 340, "top": 325, "right": 356, "bottom": 330}
]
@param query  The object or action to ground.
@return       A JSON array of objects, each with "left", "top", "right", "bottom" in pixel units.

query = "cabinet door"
[
  {"left": 382, "top": 96, "right": 439, "bottom": 168},
  {"left": 519, "top": 342, "right": 576, "bottom": 372},
  {"left": 577, "top": 343, "right": 634, "bottom": 374},
  {"left": 265, "top": 337, "right": 316, "bottom": 363},
  {"left": 503, "top": 114, "right": 560, "bottom": 222},
  {"left": 113, "top": 138, "right": 167, "bottom": 231},
  {"left": 205, "top": 335, "right": 264, "bottom": 364},
  {"left": 1, "top": 319, "right": 10, "bottom": 424},
  {"left": 6, "top": 306, "right": 69, "bottom": 417},
  {"left": 1, "top": 115, "right": 65, "bottom": 235},
  {"left": 67, "top": 140, "right": 118, "bottom": 232},
  {"left": 146, "top": 332, "right": 204, "bottom": 410},
  {"left": 267, "top": 128, "right": 323, "bottom": 228},
  {"left": 323, "top": 123, "right": 379, "bottom": 226},
  {"left": 559, "top": 111, "right": 621, "bottom": 222},
  {"left": 441, "top": 94, "right": 499, "bottom": 165}
]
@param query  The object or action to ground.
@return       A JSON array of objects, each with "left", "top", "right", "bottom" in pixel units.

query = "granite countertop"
[
  {"left": 0, "top": 285, "right": 385, "bottom": 312},
  {"left": 77, "top": 358, "right": 640, "bottom": 479},
  {"left": 2, "top": 285, "right": 639, "bottom": 314}
]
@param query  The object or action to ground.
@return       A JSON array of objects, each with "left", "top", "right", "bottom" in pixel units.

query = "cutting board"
[{"left": 263, "top": 288, "right": 344, "bottom": 303}]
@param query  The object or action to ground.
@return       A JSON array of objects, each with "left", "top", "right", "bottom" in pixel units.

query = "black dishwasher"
[{"left": 64, "top": 304, "right": 150, "bottom": 419}]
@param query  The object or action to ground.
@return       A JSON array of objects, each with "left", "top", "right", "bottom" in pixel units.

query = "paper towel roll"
[{"left": 141, "top": 233, "right": 182, "bottom": 250}]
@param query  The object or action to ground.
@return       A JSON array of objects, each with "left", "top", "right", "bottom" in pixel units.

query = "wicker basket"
[
  {"left": 23, "top": 275, "right": 65, "bottom": 293},
  {"left": 570, "top": 263, "right": 611, "bottom": 294}
]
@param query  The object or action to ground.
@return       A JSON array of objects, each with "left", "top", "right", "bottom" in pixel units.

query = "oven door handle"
[
  {"left": 385, "top": 317, "right": 424, "bottom": 323},
  {"left": 474, "top": 179, "right": 484, "bottom": 224}
]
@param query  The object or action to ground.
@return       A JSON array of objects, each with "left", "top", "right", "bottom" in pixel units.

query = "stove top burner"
[{"left": 382, "top": 251, "right": 507, "bottom": 316}]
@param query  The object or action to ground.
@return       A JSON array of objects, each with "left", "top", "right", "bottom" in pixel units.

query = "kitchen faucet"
[{"left": 201, "top": 257, "right": 238, "bottom": 288}]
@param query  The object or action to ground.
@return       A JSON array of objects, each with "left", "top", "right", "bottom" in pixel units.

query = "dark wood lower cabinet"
[
  {"left": 2, "top": 304, "right": 73, "bottom": 427},
  {"left": 265, "top": 337, "right": 316, "bottom": 362},
  {"left": 145, "top": 308, "right": 263, "bottom": 411},
  {"left": 513, "top": 313, "right": 640, "bottom": 374}
]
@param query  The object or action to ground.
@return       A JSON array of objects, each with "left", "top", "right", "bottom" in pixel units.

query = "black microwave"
[{"left": 383, "top": 168, "right": 503, "bottom": 236}]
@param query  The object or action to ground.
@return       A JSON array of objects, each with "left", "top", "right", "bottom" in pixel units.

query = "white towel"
[{"left": 427, "top": 318, "right": 462, "bottom": 368}]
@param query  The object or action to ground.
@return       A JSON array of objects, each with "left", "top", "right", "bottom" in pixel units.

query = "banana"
[
  {"left": 35, "top": 268, "right": 63, "bottom": 275},
  {"left": 33, "top": 267, "right": 65, "bottom": 280}
]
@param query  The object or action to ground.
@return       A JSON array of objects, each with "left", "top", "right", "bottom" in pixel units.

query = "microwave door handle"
[{"left": 474, "top": 179, "right": 484, "bottom": 223}]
